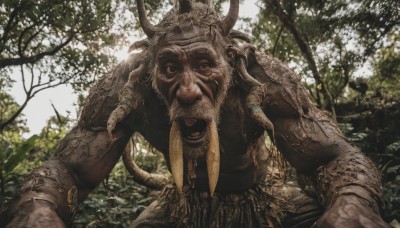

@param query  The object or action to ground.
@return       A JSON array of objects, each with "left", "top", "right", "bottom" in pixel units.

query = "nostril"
[{"left": 176, "top": 84, "right": 202, "bottom": 104}]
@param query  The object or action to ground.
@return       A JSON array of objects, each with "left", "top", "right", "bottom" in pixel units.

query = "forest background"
[{"left": 0, "top": 0, "right": 399, "bottom": 227}]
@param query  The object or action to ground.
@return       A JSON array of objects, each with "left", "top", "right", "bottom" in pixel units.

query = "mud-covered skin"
[
  {"left": 3, "top": 2, "right": 388, "bottom": 228},
  {"left": 5, "top": 160, "right": 76, "bottom": 227}
]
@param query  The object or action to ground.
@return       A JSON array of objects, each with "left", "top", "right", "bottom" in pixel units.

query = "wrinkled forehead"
[
  {"left": 157, "top": 41, "right": 218, "bottom": 63},
  {"left": 156, "top": 25, "right": 225, "bottom": 57}
]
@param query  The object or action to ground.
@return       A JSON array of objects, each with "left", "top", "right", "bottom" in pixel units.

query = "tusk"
[
  {"left": 207, "top": 119, "right": 220, "bottom": 196},
  {"left": 169, "top": 121, "right": 184, "bottom": 193}
]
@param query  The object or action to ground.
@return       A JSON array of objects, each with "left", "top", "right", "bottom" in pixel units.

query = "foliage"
[
  {"left": 0, "top": 84, "right": 28, "bottom": 134},
  {"left": 0, "top": 112, "right": 167, "bottom": 227},
  {"left": 0, "top": 0, "right": 126, "bottom": 86},
  {"left": 0, "top": 111, "right": 71, "bottom": 207},
  {"left": 368, "top": 31, "right": 400, "bottom": 98},
  {"left": 0, "top": 135, "right": 38, "bottom": 197},
  {"left": 0, "top": 86, "right": 29, "bottom": 196},
  {"left": 337, "top": 100, "right": 400, "bottom": 222},
  {"left": 0, "top": 0, "right": 176, "bottom": 132},
  {"left": 252, "top": 0, "right": 400, "bottom": 112},
  {"left": 73, "top": 142, "right": 167, "bottom": 227},
  {"left": 0, "top": 0, "right": 137, "bottom": 131},
  {"left": 381, "top": 141, "right": 400, "bottom": 221}
]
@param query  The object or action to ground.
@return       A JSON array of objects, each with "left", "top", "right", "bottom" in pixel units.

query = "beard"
[{"left": 168, "top": 97, "right": 218, "bottom": 122}]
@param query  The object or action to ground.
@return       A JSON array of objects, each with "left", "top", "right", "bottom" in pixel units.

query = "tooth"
[
  {"left": 169, "top": 121, "right": 184, "bottom": 193},
  {"left": 206, "top": 119, "right": 220, "bottom": 196}
]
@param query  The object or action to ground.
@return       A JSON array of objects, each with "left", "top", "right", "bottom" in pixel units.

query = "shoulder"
[
  {"left": 247, "top": 50, "right": 313, "bottom": 118},
  {"left": 252, "top": 51, "right": 301, "bottom": 85},
  {"left": 78, "top": 53, "right": 143, "bottom": 130}
]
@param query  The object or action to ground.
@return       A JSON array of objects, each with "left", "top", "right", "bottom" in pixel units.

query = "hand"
[
  {"left": 312, "top": 194, "right": 390, "bottom": 228},
  {"left": 6, "top": 200, "right": 66, "bottom": 228}
]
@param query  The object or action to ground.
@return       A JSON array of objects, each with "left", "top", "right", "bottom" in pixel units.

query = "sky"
[{"left": 8, "top": 0, "right": 260, "bottom": 137}]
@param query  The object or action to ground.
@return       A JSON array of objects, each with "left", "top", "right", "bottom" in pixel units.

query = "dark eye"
[
  {"left": 164, "top": 62, "right": 178, "bottom": 74},
  {"left": 197, "top": 60, "right": 211, "bottom": 72}
]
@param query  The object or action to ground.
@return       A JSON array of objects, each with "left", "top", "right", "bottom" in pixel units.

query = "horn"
[
  {"left": 229, "top": 30, "right": 251, "bottom": 43},
  {"left": 179, "top": 0, "right": 193, "bottom": 14},
  {"left": 136, "top": 0, "right": 157, "bottom": 38},
  {"left": 219, "top": 0, "right": 239, "bottom": 35},
  {"left": 123, "top": 138, "right": 168, "bottom": 190}
]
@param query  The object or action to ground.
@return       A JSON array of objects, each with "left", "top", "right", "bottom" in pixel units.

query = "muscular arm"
[
  {"left": 249, "top": 51, "right": 387, "bottom": 226},
  {"left": 5, "top": 127, "right": 132, "bottom": 227},
  {"left": 3, "top": 54, "right": 140, "bottom": 227}
]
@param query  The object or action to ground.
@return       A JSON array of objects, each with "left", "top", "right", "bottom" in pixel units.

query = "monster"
[{"left": 3, "top": 0, "right": 390, "bottom": 227}]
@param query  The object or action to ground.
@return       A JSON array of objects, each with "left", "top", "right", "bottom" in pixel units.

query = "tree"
[
  {"left": 252, "top": 0, "right": 400, "bottom": 117},
  {"left": 0, "top": 85, "right": 28, "bottom": 196},
  {"left": 369, "top": 32, "right": 400, "bottom": 98},
  {"left": 0, "top": 0, "right": 138, "bottom": 132}
]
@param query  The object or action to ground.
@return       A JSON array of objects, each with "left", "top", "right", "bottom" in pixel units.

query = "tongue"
[
  {"left": 184, "top": 119, "right": 197, "bottom": 127},
  {"left": 190, "top": 131, "right": 201, "bottom": 137}
]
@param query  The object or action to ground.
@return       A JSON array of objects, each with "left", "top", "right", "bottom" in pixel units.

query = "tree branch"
[
  {"left": 363, "top": 21, "right": 398, "bottom": 58},
  {"left": 334, "top": 44, "right": 351, "bottom": 100},
  {"left": 272, "top": 25, "right": 284, "bottom": 56},
  {"left": 0, "top": 93, "right": 31, "bottom": 132},
  {"left": 0, "top": 32, "right": 75, "bottom": 69},
  {"left": 0, "top": 3, "right": 26, "bottom": 53},
  {"left": 0, "top": 65, "right": 74, "bottom": 132}
]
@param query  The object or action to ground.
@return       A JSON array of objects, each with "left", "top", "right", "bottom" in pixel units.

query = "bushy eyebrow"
[
  {"left": 157, "top": 46, "right": 218, "bottom": 62},
  {"left": 157, "top": 49, "right": 180, "bottom": 61},
  {"left": 189, "top": 47, "right": 217, "bottom": 59}
]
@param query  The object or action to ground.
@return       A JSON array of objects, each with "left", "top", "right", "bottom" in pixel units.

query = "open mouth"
[
  {"left": 169, "top": 119, "right": 220, "bottom": 196},
  {"left": 180, "top": 118, "right": 207, "bottom": 143}
]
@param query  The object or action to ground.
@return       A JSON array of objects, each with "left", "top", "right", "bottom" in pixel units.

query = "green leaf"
[{"left": 4, "top": 135, "right": 39, "bottom": 172}]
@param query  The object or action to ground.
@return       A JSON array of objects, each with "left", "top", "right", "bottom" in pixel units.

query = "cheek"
[
  {"left": 213, "top": 66, "right": 231, "bottom": 96},
  {"left": 154, "top": 73, "right": 179, "bottom": 105},
  {"left": 196, "top": 66, "right": 230, "bottom": 103}
]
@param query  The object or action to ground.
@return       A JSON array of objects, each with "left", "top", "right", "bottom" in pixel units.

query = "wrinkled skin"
[
  {"left": 2, "top": 2, "right": 389, "bottom": 228},
  {"left": 313, "top": 194, "right": 389, "bottom": 228}
]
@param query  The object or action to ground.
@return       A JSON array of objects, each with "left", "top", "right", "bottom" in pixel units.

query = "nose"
[{"left": 176, "top": 74, "right": 202, "bottom": 104}]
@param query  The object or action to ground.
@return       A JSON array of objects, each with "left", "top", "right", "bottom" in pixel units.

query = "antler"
[
  {"left": 136, "top": 0, "right": 157, "bottom": 38},
  {"left": 219, "top": 0, "right": 239, "bottom": 35}
]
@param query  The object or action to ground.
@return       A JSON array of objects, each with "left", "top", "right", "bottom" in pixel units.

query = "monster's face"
[
  {"left": 154, "top": 34, "right": 231, "bottom": 154},
  {"left": 107, "top": 0, "right": 268, "bottom": 195},
  {"left": 152, "top": 30, "right": 232, "bottom": 195},
  {"left": 135, "top": 0, "right": 240, "bottom": 195}
]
